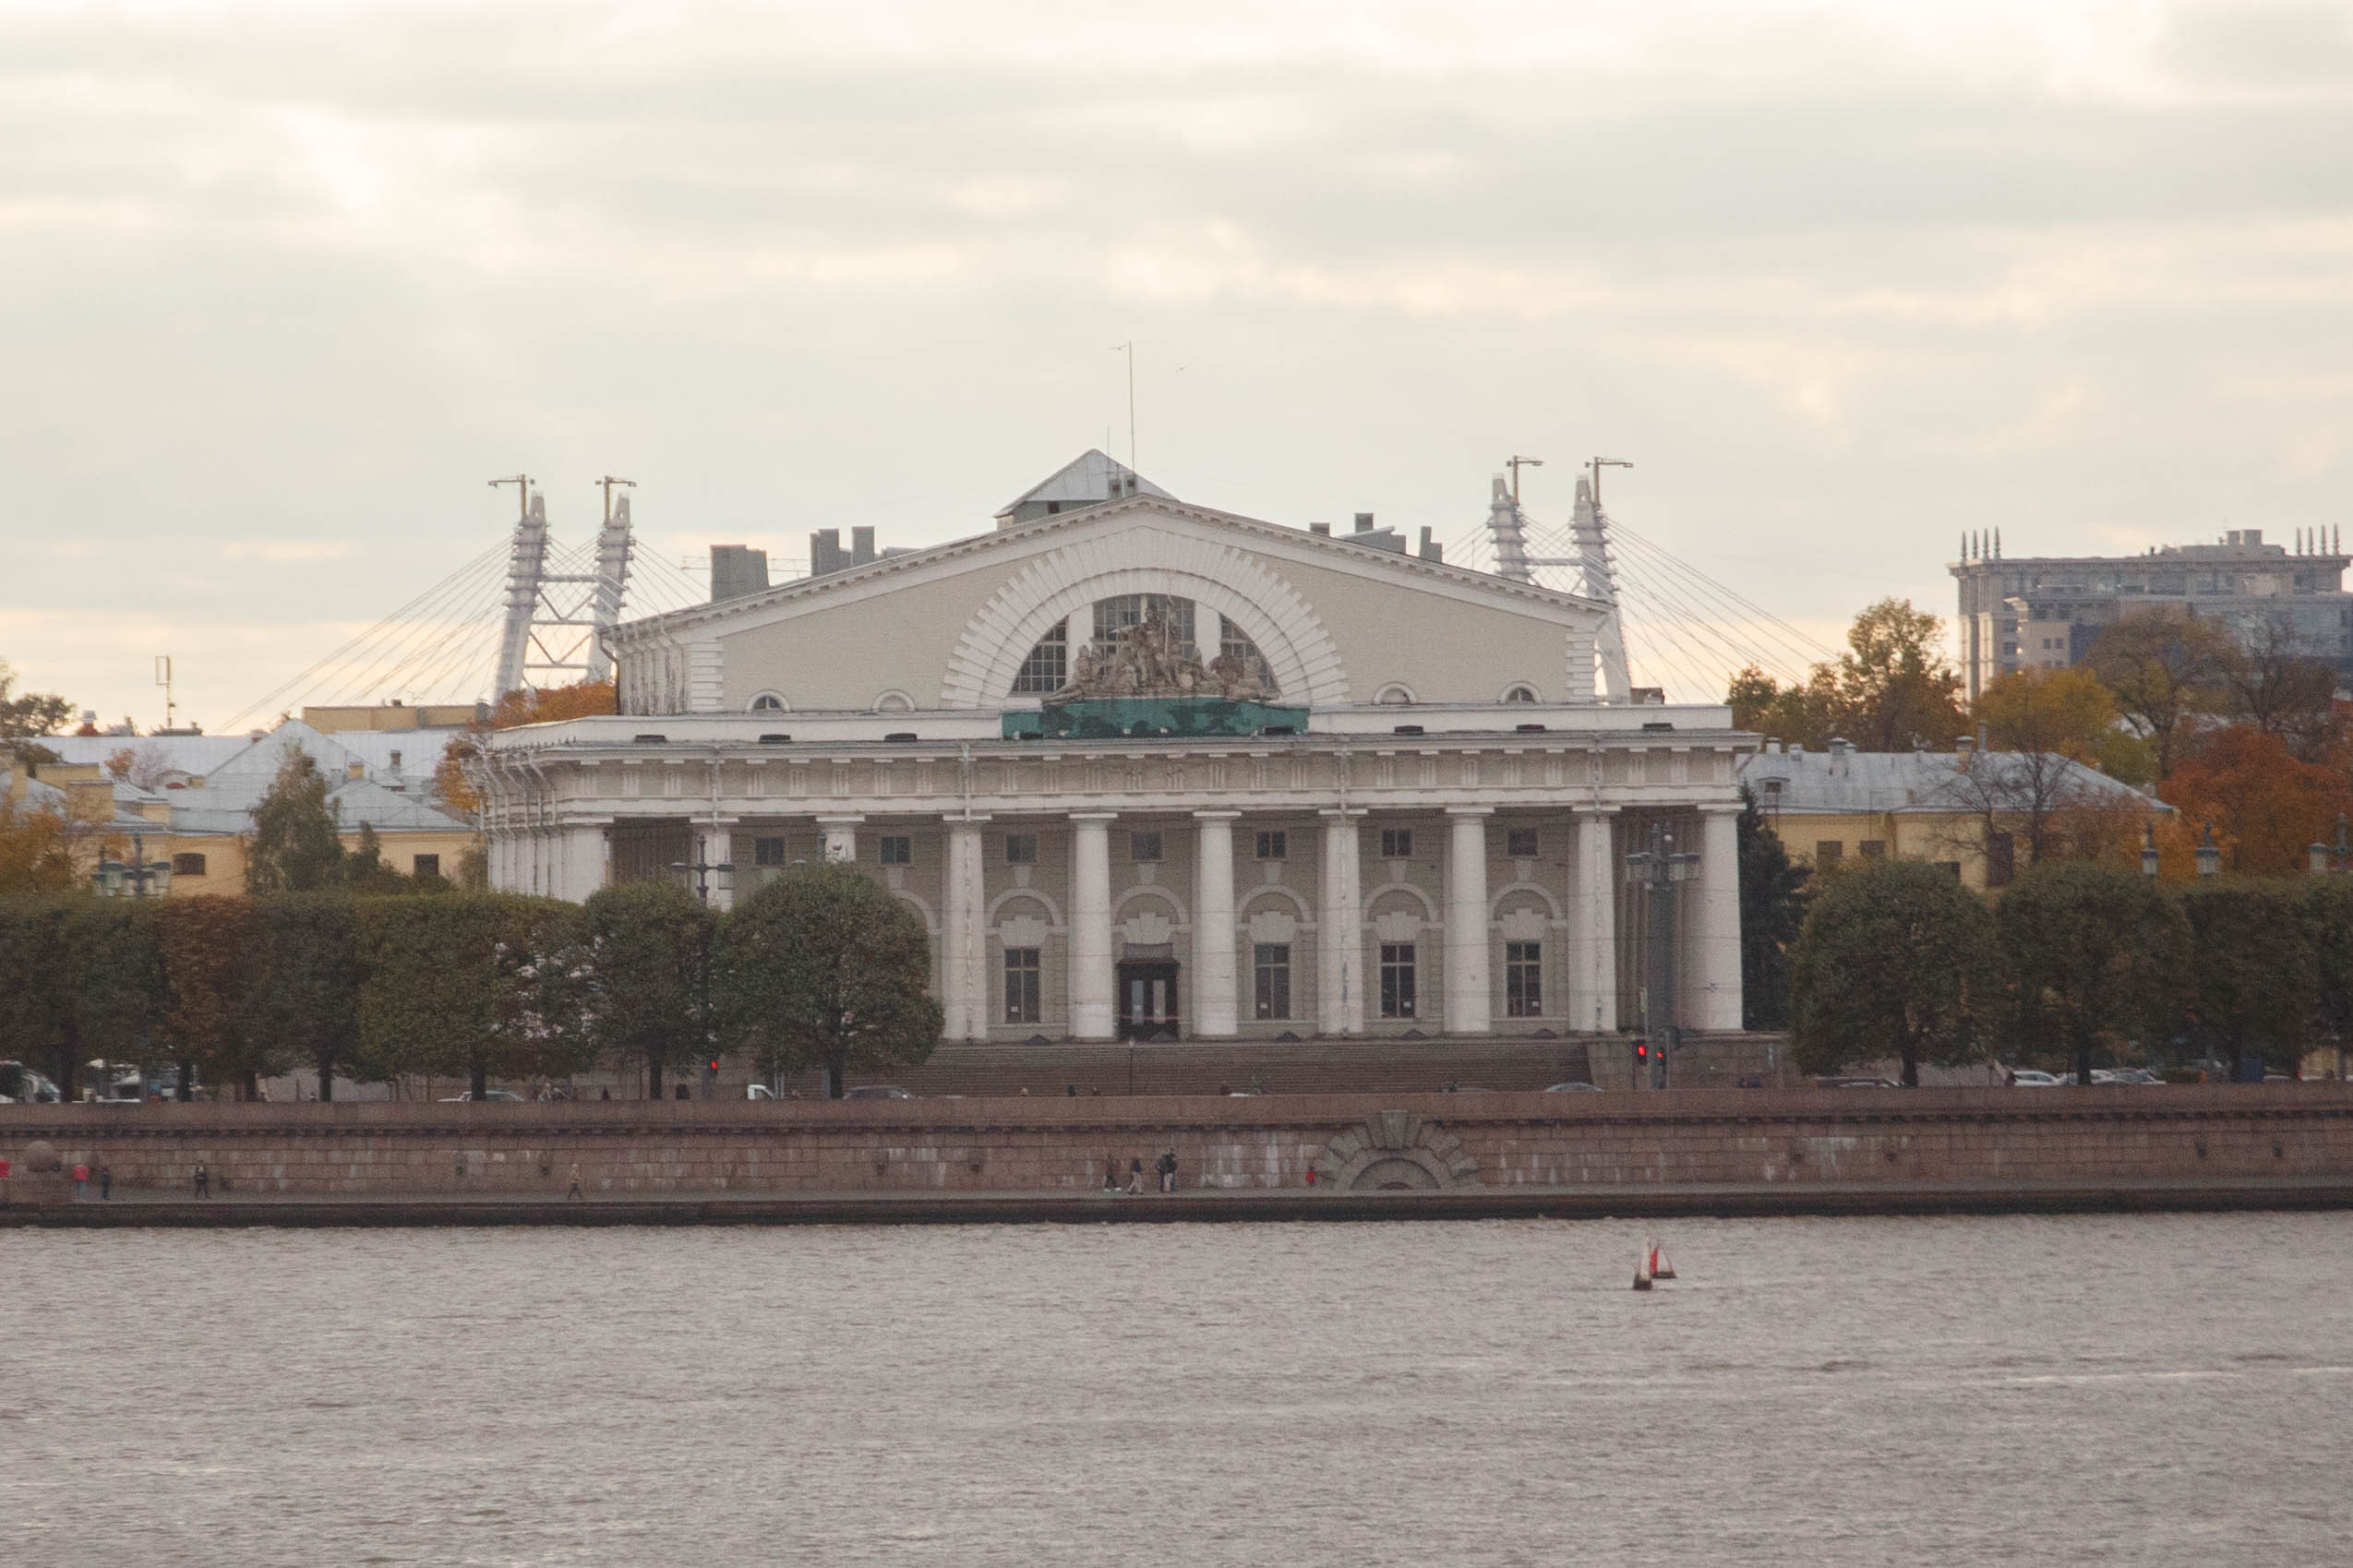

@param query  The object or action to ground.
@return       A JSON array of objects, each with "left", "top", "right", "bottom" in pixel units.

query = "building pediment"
[{"left": 612, "top": 495, "right": 1615, "bottom": 717}]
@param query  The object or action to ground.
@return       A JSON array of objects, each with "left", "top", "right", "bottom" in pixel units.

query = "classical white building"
[{"left": 479, "top": 454, "right": 1751, "bottom": 1045}]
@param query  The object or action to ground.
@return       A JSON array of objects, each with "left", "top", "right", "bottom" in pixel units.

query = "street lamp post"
[
  {"left": 2142, "top": 821, "right": 2161, "bottom": 880},
  {"left": 668, "top": 835, "right": 734, "bottom": 1101},
  {"left": 90, "top": 832, "right": 173, "bottom": 899},
  {"left": 2194, "top": 821, "right": 2222, "bottom": 879},
  {"left": 1625, "top": 823, "right": 1699, "bottom": 1089}
]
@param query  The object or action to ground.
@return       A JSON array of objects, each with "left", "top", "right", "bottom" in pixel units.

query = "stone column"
[
  {"left": 1692, "top": 803, "right": 1745, "bottom": 1032},
  {"left": 1444, "top": 808, "right": 1494, "bottom": 1036},
  {"left": 561, "top": 823, "right": 609, "bottom": 904},
  {"left": 1570, "top": 808, "right": 1619, "bottom": 1035},
  {"left": 943, "top": 817, "right": 989, "bottom": 1043},
  {"left": 1192, "top": 811, "right": 1240, "bottom": 1038},
  {"left": 1317, "top": 809, "right": 1364, "bottom": 1037},
  {"left": 1068, "top": 812, "right": 1117, "bottom": 1041},
  {"left": 817, "top": 816, "right": 860, "bottom": 865}
]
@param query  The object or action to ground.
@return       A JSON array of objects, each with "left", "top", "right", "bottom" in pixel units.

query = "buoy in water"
[
  {"left": 1633, "top": 1245, "right": 1653, "bottom": 1291},
  {"left": 1650, "top": 1243, "right": 1676, "bottom": 1281}
]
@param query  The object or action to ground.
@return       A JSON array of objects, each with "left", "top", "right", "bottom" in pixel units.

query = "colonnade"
[{"left": 548, "top": 803, "right": 1745, "bottom": 1042}]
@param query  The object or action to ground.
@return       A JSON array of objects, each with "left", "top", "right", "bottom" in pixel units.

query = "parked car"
[
  {"left": 2006, "top": 1070, "right": 2064, "bottom": 1087},
  {"left": 747, "top": 1083, "right": 776, "bottom": 1101},
  {"left": 1544, "top": 1082, "right": 1603, "bottom": 1093},
  {"left": 0, "top": 1061, "right": 62, "bottom": 1103},
  {"left": 842, "top": 1084, "right": 916, "bottom": 1100},
  {"left": 436, "top": 1089, "right": 527, "bottom": 1103},
  {"left": 1816, "top": 1075, "right": 1899, "bottom": 1089}
]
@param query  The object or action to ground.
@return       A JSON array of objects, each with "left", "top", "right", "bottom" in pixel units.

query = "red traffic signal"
[
  {"left": 706, "top": 1058, "right": 721, "bottom": 1073},
  {"left": 1635, "top": 1041, "right": 1650, "bottom": 1060}
]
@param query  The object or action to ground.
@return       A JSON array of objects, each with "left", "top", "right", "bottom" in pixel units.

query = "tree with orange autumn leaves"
[{"left": 433, "top": 680, "right": 618, "bottom": 824}]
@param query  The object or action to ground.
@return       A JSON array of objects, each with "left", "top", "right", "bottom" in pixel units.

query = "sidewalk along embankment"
[{"left": 4, "top": 1085, "right": 2350, "bottom": 1222}]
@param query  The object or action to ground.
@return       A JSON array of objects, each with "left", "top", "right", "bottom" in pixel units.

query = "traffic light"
[
  {"left": 1635, "top": 1041, "right": 1650, "bottom": 1062},
  {"left": 706, "top": 1058, "right": 720, "bottom": 1074}
]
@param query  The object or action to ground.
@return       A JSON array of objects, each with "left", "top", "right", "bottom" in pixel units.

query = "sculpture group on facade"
[{"left": 1051, "top": 606, "right": 1277, "bottom": 703}]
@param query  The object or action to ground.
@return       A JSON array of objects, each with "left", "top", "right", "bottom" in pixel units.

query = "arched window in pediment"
[
  {"left": 749, "top": 691, "right": 787, "bottom": 712},
  {"left": 1502, "top": 684, "right": 1539, "bottom": 703}
]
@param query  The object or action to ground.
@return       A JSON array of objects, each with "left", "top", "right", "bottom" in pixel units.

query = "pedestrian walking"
[
  {"left": 566, "top": 1162, "right": 584, "bottom": 1201},
  {"left": 1156, "top": 1149, "right": 1177, "bottom": 1193},
  {"left": 98, "top": 1164, "right": 112, "bottom": 1201},
  {"left": 1126, "top": 1156, "right": 1145, "bottom": 1194},
  {"left": 193, "top": 1162, "right": 210, "bottom": 1199},
  {"left": 73, "top": 1163, "right": 88, "bottom": 1201}
]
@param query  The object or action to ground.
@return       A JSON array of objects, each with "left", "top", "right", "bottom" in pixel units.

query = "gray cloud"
[{"left": 4, "top": 1, "right": 2352, "bottom": 722}]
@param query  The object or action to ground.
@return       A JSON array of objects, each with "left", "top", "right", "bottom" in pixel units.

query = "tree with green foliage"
[
  {"left": 249, "top": 893, "right": 365, "bottom": 1100},
  {"left": 246, "top": 748, "right": 346, "bottom": 892},
  {"left": 1728, "top": 598, "right": 1967, "bottom": 753},
  {"left": 355, "top": 893, "right": 592, "bottom": 1098},
  {"left": 1735, "top": 787, "right": 1808, "bottom": 1029},
  {"left": 1790, "top": 859, "right": 1999, "bottom": 1085},
  {"left": 0, "top": 897, "right": 76, "bottom": 1094},
  {"left": 1995, "top": 860, "right": 2190, "bottom": 1083},
  {"left": 2304, "top": 878, "right": 2353, "bottom": 1080},
  {"left": 2084, "top": 616, "right": 2236, "bottom": 780},
  {"left": 714, "top": 864, "right": 942, "bottom": 1098},
  {"left": 0, "top": 659, "right": 74, "bottom": 768},
  {"left": 2179, "top": 880, "right": 2315, "bottom": 1075},
  {"left": 65, "top": 898, "right": 166, "bottom": 1095},
  {"left": 585, "top": 881, "right": 714, "bottom": 1099}
]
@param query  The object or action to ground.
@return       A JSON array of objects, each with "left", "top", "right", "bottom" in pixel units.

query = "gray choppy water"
[{"left": 5, "top": 1214, "right": 2349, "bottom": 1567}]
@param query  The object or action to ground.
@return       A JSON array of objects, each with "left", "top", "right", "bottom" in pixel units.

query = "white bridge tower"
[{"left": 490, "top": 474, "right": 637, "bottom": 700}]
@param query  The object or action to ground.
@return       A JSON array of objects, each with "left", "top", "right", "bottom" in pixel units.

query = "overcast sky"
[{"left": 6, "top": 0, "right": 2353, "bottom": 728}]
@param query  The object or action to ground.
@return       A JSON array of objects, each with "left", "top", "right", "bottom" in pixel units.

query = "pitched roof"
[
  {"left": 995, "top": 449, "right": 1171, "bottom": 518},
  {"left": 1738, "top": 747, "right": 2167, "bottom": 814}
]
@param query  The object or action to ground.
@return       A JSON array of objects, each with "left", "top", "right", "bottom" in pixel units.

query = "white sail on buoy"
[{"left": 1651, "top": 1242, "right": 1676, "bottom": 1281}]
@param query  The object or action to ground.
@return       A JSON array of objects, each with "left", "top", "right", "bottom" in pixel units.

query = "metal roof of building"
[
  {"left": 994, "top": 449, "right": 1172, "bottom": 517},
  {"left": 1737, "top": 745, "right": 2165, "bottom": 815}
]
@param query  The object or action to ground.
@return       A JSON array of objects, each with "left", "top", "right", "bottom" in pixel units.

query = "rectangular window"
[
  {"left": 1004, "top": 833, "right": 1038, "bottom": 865},
  {"left": 1815, "top": 841, "right": 1843, "bottom": 867},
  {"left": 1381, "top": 828, "right": 1413, "bottom": 859},
  {"left": 1505, "top": 940, "right": 1543, "bottom": 1017},
  {"left": 1506, "top": 827, "right": 1540, "bottom": 859},
  {"left": 172, "top": 853, "right": 207, "bottom": 877},
  {"left": 410, "top": 854, "right": 439, "bottom": 880},
  {"left": 1130, "top": 831, "right": 1162, "bottom": 863},
  {"left": 1986, "top": 831, "right": 2016, "bottom": 889},
  {"left": 1380, "top": 942, "right": 1417, "bottom": 1019},
  {"left": 753, "top": 837, "right": 786, "bottom": 867},
  {"left": 1003, "top": 948, "right": 1041, "bottom": 1023},
  {"left": 1255, "top": 830, "right": 1287, "bottom": 860},
  {"left": 1253, "top": 943, "right": 1291, "bottom": 1020},
  {"left": 1858, "top": 840, "right": 1886, "bottom": 859},
  {"left": 879, "top": 835, "right": 912, "bottom": 866}
]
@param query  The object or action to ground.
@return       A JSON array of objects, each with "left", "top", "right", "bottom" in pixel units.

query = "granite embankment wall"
[{"left": 5, "top": 1084, "right": 2351, "bottom": 1200}]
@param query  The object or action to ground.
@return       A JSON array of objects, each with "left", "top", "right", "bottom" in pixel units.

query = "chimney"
[
  {"left": 1309, "top": 521, "right": 1331, "bottom": 536},
  {"left": 1353, "top": 512, "right": 1375, "bottom": 533},
  {"left": 709, "top": 545, "right": 771, "bottom": 602},
  {"left": 1418, "top": 526, "right": 1444, "bottom": 563},
  {"left": 851, "top": 525, "right": 877, "bottom": 566},
  {"left": 1955, "top": 734, "right": 1975, "bottom": 760},
  {"left": 809, "top": 528, "right": 846, "bottom": 576}
]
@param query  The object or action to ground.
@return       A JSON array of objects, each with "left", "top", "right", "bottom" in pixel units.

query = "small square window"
[
  {"left": 1858, "top": 840, "right": 1886, "bottom": 860},
  {"left": 1131, "top": 831, "right": 1162, "bottom": 863},
  {"left": 410, "top": 854, "right": 439, "bottom": 880},
  {"left": 754, "top": 837, "right": 786, "bottom": 867},
  {"left": 1381, "top": 828, "right": 1413, "bottom": 859},
  {"left": 1004, "top": 833, "right": 1038, "bottom": 865},
  {"left": 1815, "top": 841, "right": 1843, "bottom": 866},
  {"left": 172, "top": 853, "right": 207, "bottom": 877},
  {"left": 1255, "top": 830, "right": 1287, "bottom": 860},
  {"left": 879, "top": 836, "right": 912, "bottom": 866},
  {"left": 1506, "top": 827, "right": 1539, "bottom": 859}
]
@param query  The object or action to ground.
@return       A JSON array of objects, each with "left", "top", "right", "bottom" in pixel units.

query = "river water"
[{"left": 5, "top": 1214, "right": 2349, "bottom": 1566}]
